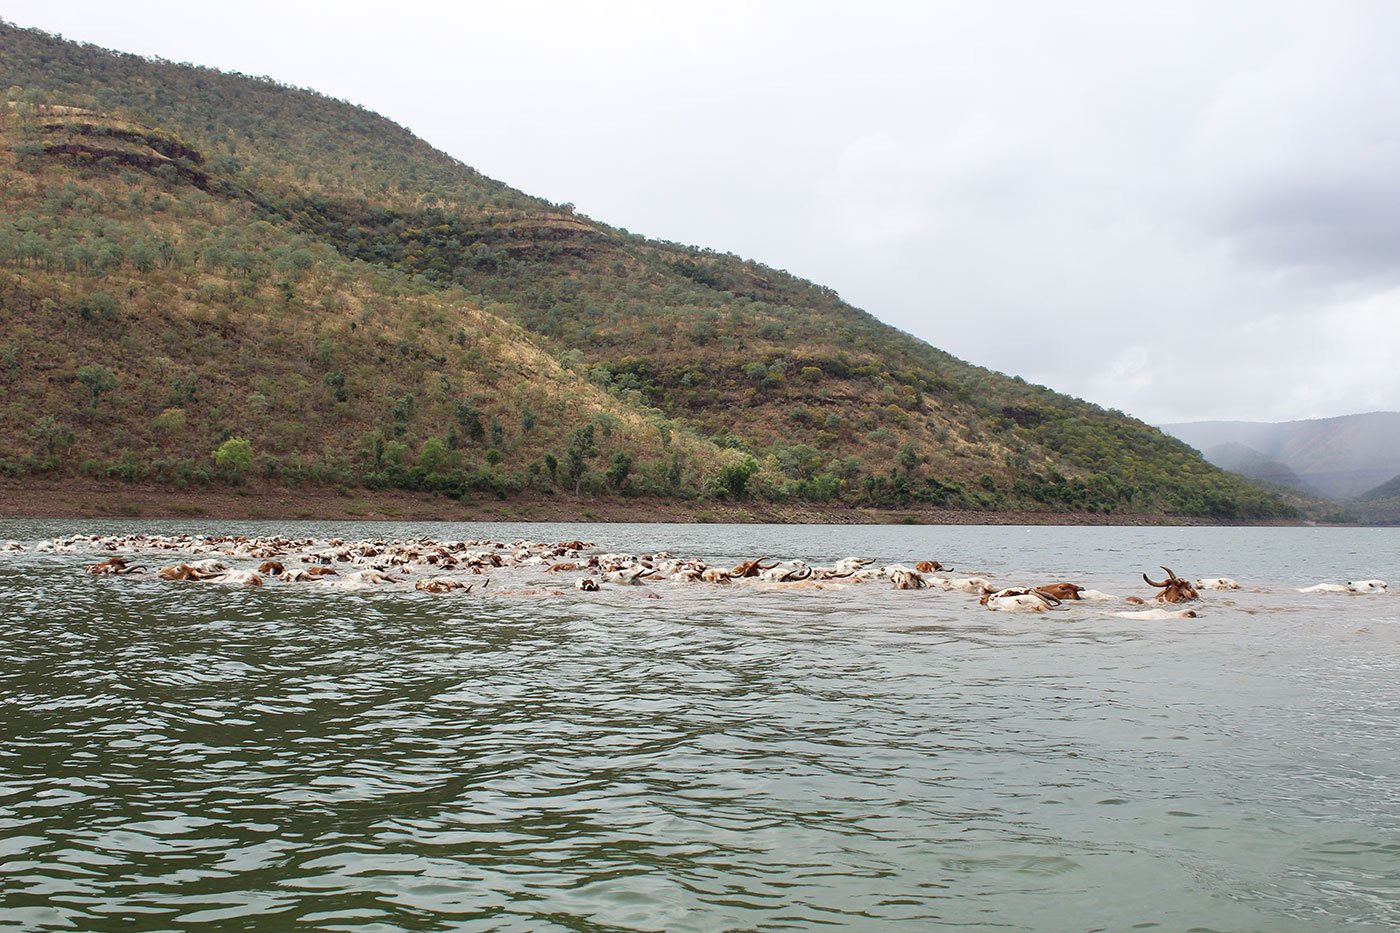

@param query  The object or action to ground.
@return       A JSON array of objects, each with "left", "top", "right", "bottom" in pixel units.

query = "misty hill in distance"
[
  {"left": 1360, "top": 473, "right": 1400, "bottom": 500},
  {"left": 1161, "top": 412, "right": 1400, "bottom": 500},
  {"left": 1349, "top": 467, "right": 1400, "bottom": 526},
  {"left": 1195, "top": 442, "right": 1309, "bottom": 493}
]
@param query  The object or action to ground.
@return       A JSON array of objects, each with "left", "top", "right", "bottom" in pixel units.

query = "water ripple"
[{"left": 1, "top": 520, "right": 1398, "bottom": 930}]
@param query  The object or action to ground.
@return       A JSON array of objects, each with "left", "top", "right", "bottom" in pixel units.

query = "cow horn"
[
  {"left": 1143, "top": 572, "right": 1168, "bottom": 588},
  {"left": 1160, "top": 565, "right": 1179, "bottom": 582}
]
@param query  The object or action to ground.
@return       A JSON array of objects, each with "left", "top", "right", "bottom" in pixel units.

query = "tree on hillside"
[
  {"left": 29, "top": 416, "right": 73, "bottom": 464},
  {"left": 606, "top": 451, "right": 633, "bottom": 491},
  {"left": 416, "top": 436, "right": 449, "bottom": 473},
  {"left": 358, "top": 430, "right": 387, "bottom": 471},
  {"left": 897, "top": 442, "right": 921, "bottom": 475},
  {"left": 213, "top": 437, "right": 254, "bottom": 483},
  {"left": 152, "top": 407, "right": 187, "bottom": 435},
  {"left": 716, "top": 455, "right": 758, "bottom": 499},
  {"left": 76, "top": 364, "right": 117, "bottom": 409},
  {"left": 565, "top": 425, "right": 597, "bottom": 497}
]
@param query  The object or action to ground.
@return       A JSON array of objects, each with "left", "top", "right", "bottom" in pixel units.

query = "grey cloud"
[{"left": 1215, "top": 179, "right": 1400, "bottom": 280}]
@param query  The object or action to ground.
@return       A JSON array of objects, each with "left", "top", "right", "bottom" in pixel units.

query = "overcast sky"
[{"left": 9, "top": 1, "right": 1400, "bottom": 424}]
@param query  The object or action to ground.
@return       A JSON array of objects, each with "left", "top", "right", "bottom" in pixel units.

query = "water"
[{"left": 1, "top": 519, "right": 1398, "bottom": 931}]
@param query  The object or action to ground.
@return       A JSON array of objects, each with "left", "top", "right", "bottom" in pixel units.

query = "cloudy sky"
[{"left": 9, "top": 1, "right": 1400, "bottom": 424}]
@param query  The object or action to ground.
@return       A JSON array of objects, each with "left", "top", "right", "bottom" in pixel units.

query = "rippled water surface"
[{"left": 2, "top": 520, "right": 1399, "bottom": 931}]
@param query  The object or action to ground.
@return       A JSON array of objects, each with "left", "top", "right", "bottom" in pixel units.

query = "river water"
[{"left": 1, "top": 519, "right": 1397, "bottom": 931}]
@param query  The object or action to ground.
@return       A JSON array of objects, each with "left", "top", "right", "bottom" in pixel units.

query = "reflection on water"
[{"left": 1, "top": 519, "right": 1398, "bottom": 931}]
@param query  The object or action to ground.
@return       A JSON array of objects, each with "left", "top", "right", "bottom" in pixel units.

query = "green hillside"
[
  {"left": 1347, "top": 472, "right": 1400, "bottom": 525},
  {"left": 1359, "top": 473, "right": 1400, "bottom": 500},
  {"left": 0, "top": 21, "right": 1294, "bottom": 519}
]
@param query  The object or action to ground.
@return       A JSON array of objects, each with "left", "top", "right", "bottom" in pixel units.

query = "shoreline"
[{"left": 0, "top": 478, "right": 1330, "bottom": 527}]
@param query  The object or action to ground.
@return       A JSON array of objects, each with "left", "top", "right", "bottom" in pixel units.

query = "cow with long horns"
[
  {"left": 731, "top": 557, "right": 779, "bottom": 578},
  {"left": 1143, "top": 566, "right": 1199, "bottom": 603}
]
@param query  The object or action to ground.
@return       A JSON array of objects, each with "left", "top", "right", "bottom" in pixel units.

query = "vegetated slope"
[
  {"left": 0, "top": 21, "right": 1292, "bottom": 518},
  {"left": 1359, "top": 473, "right": 1400, "bottom": 500},
  {"left": 1162, "top": 413, "right": 1400, "bottom": 500},
  {"left": 0, "top": 122, "right": 714, "bottom": 498},
  {"left": 1348, "top": 472, "right": 1400, "bottom": 525}
]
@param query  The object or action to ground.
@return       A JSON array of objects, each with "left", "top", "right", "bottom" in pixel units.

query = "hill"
[
  {"left": 1161, "top": 413, "right": 1400, "bottom": 499},
  {"left": 0, "top": 21, "right": 1294, "bottom": 520},
  {"left": 1347, "top": 471, "right": 1400, "bottom": 525},
  {"left": 1195, "top": 441, "right": 1310, "bottom": 494},
  {"left": 1359, "top": 473, "right": 1400, "bottom": 500}
]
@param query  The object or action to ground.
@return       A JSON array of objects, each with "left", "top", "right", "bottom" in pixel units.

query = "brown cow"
[
  {"left": 1143, "top": 566, "right": 1199, "bottom": 603},
  {"left": 1034, "top": 583, "right": 1085, "bottom": 602},
  {"left": 731, "top": 557, "right": 779, "bottom": 578},
  {"left": 87, "top": 556, "right": 145, "bottom": 575},
  {"left": 416, "top": 577, "right": 472, "bottom": 593}
]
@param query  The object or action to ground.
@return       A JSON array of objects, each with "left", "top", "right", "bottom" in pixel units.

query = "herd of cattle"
[{"left": 2, "top": 533, "right": 1389, "bottom": 618}]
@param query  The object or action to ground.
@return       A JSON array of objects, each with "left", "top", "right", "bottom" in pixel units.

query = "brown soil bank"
[{"left": 0, "top": 478, "right": 1310, "bottom": 527}]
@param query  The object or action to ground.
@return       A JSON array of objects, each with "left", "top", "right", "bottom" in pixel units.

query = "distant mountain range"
[{"left": 1161, "top": 412, "right": 1400, "bottom": 501}]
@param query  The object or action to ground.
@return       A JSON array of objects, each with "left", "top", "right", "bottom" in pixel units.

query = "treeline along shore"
[{"left": 0, "top": 478, "right": 1312, "bottom": 526}]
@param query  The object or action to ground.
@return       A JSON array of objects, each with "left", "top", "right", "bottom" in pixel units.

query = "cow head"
[{"left": 1143, "top": 566, "right": 1199, "bottom": 603}]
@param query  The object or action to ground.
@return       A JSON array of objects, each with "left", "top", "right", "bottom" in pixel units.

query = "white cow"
[
  {"left": 983, "top": 588, "right": 1059, "bottom": 613},
  {"left": 605, "top": 567, "right": 655, "bottom": 585},
  {"left": 758, "top": 561, "right": 812, "bottom": 583},
  {"left": 888, "top": 569, "right": 928, "bottom": 590},
  {"left": 942, "top": 576, "right": 996, "bottom": 594},
  {"left": 1113, "top": 608, "right": 1198, "bottom": 620},
  {"left": 1297, "top": 580, "right": 1387, "bottom": 595}
]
